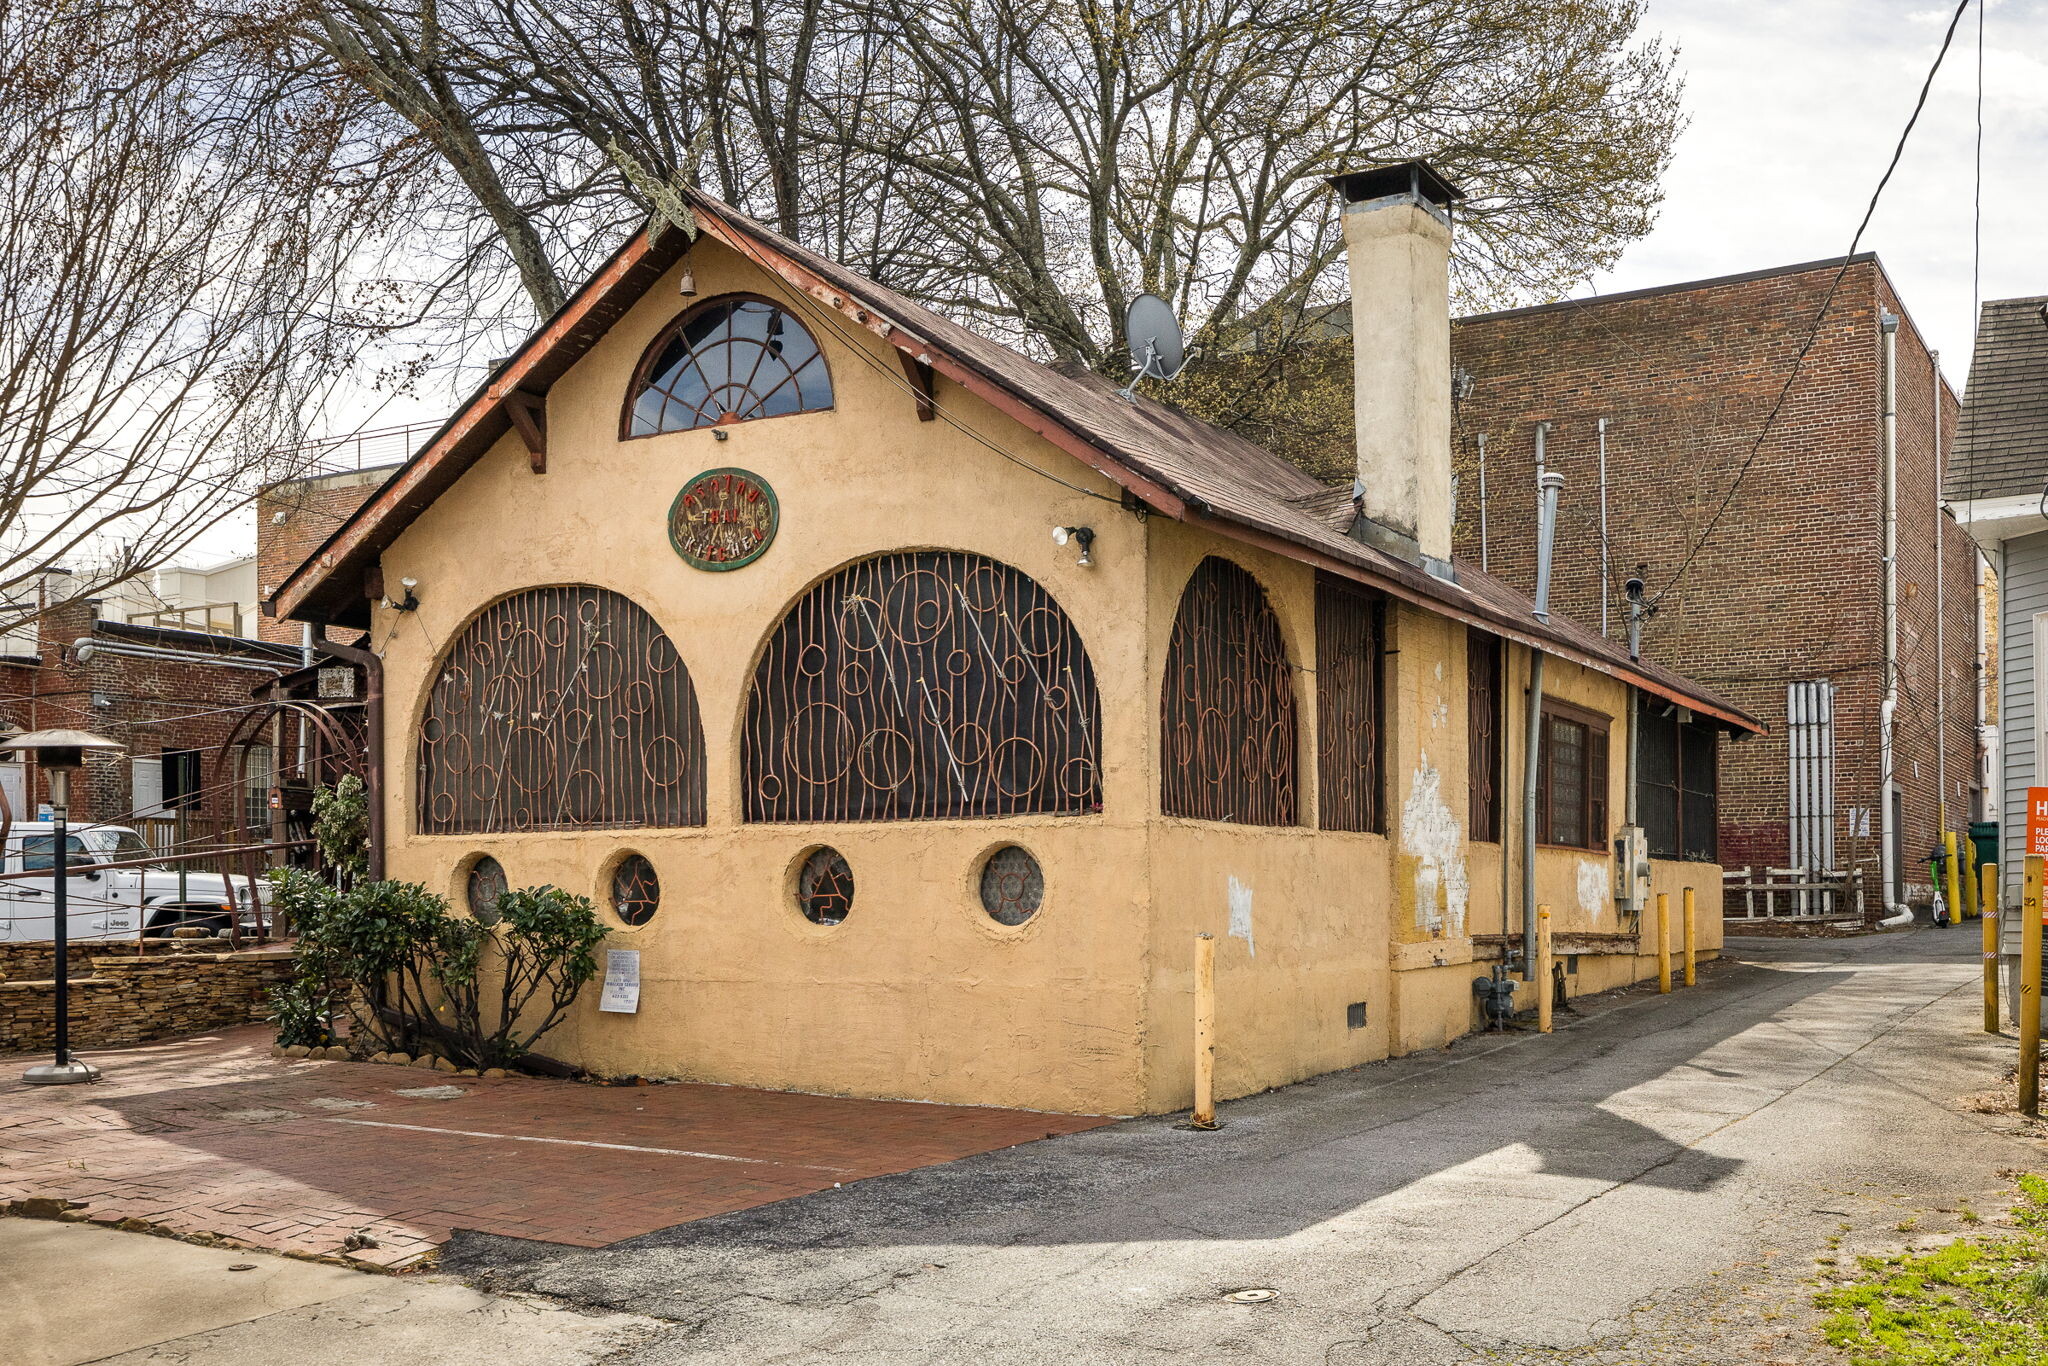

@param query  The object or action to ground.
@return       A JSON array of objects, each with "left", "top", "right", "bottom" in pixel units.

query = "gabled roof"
[
  {"left": 268, "top": 190, "right": 1761, "bottom": 734},
  {"left": 1948, "top": 296, "right": 2048, "bottom": 503}
]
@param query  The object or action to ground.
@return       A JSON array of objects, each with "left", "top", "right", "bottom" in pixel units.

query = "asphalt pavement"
[
  {"left": 447, "top": 926, "right": 2046, "bottom": 1364},
  {"left": 6, "top": 927, "right": 2039, "bottom": 1364}
]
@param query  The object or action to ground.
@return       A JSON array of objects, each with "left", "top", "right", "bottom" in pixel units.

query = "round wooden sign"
[{"left": 668, "top": 467, "right": 778, "bottom": 571}]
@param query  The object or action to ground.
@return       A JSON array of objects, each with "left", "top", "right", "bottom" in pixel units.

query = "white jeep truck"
[{"left": 0, "top": 822, "right": 267, "bottom": 942}]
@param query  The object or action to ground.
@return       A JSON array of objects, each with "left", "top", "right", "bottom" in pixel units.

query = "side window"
[
  {"left": 1315, "top": 574, "right": 1385, "bottom": 834},
  {"left": 1536, "top": 703, "right": 1609, "bottom": 852},
  {"left": 22, "top": 835, "right": 86, "bottom": 873},
  {"left": 1161, "top": 557, "right": 1298, "bottom": 826},
  {"left": 1635, "top": 695, "right": 1720, "bottom": 862}
]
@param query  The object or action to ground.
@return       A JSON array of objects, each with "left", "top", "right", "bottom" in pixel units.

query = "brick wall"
[
  {"left": 1451, "top": 257, "right": 1979, "bottom": 904},
  {"left": 254, "top": 467, "right": 393, "bottom": 645},
  {"left": 0, "top": 947, "right": 292, "bottom": 1051},
  {"left": 0, "top": 591, "right": 300, "bottom": 826}
]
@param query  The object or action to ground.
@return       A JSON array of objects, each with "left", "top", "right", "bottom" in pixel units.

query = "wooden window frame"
[{"left": 1535, "top": 698, "right": 1610, "bottom": 853}]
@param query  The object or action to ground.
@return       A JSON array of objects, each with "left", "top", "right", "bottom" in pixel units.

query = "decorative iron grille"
[
  {"left": 466, "top": 855, "right": 507, "bottom": 924},
  {"left": 625, "top": 295, "right": 832, "bottom": 437},
  {"left": 1161, "top": 557, "right": 1297, "bottom": 826},
  {"left": 979, "top": 845, "right": 1044, "bottom": 925},
  {"left": 742, "top": 551, "right": 1102, "bottom": 822},
  {"left": 1467, "top": 631, "right": 1503, "bottom": 842},
  {"left": 798, "top": 847, "right": 854, "bottom": 924},
  {"left": 610, "top": 853, "right": 660, "bottom": 926},
  {"left": 1315, "top": 575, "right": 1384, "bottom": 833},
  {"left": 416, "top": 586, "right": 707, "bottom": 835}
]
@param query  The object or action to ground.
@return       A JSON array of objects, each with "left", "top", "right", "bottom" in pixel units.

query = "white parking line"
[{"left": 325, "top": 1118, "right": 856, "bottom": 1174}]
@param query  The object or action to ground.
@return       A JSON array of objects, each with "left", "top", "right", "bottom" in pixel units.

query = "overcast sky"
[{"left": 1595, "top": 0, "right": 2046, "bottom": 386}]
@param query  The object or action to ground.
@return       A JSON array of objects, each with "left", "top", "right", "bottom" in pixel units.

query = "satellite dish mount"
[{"left": 1120, "top": 293, "right": 1189, "bottom": 402}]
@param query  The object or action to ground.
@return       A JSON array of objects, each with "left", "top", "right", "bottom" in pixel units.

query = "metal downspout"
[
  {"left": 314, "top": 623, "right": 385, "bottom": 880},
  {"left": 1879, "top": 311, "right": 1913, "bottom": 927},
  {"left": 1933, "top": 350, "right": 1948, "bottom": 833},
  {"left": 1523, "top": 469, "right": 1565, "bottom": 977}
]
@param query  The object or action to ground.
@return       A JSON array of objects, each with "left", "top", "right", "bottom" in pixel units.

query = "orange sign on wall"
[{"left": 2030, "top": 788, "right": 2048, "bottom": 859}]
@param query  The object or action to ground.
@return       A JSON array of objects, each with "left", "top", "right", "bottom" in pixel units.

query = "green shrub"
[{"left": 266, "top": 873, "right": 605, "bottom": 1069}]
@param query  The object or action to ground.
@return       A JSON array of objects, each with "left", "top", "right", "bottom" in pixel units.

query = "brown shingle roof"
[
  {"left": 1948, "top": 296, "right": 2048, "bottom": 503},
  {"left": 269, "top": 191, "right": 1760, "bottom": 733}
]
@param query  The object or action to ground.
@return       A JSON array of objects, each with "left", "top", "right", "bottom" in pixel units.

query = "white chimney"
[{"left": 1328, "top": 161, "right": 1463, "bottom": 577}]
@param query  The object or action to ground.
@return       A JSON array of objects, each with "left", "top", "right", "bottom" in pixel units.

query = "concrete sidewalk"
[
  {"left": 448, "top": 927, "right": 2047, "bottom": 1364},
  {"left": 0, "top": 1219, "right": 656, "bottom": 1365}
]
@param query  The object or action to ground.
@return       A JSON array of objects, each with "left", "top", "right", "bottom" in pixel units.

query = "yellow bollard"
[
  {"left": 1683, "top": 886, "right": 1697, "bottom": 987},
  {"left": 1962, "top": 836, "right": 1981, "bottom": 922},
  {"left": 1657, "top": 892, "right": 1672, "bottom": 994},
  {"left": 2022, "top": 857, "right": 2043, "bottom": 1117},
  {"left": 1983, "top": 862, "right": 2001, "bottom": 1035},
  {"left": 1193, "top": 932, "right": 1218, "bottom": 1129},
  {"left": 1944, "top": 830, "right": 1963, "bottom": 922},
  {"left": 1537, "top": 905, "right": 1553, "bottom": 1034}
]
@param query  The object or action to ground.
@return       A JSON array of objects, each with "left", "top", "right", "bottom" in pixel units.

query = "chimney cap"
[{"left": 1326, "top": 160, "right": 1465, "bottom": 210}]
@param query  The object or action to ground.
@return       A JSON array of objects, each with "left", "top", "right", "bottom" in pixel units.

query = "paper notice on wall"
[{"left": 599, "top": 949, "right": 640, "bottom": 1014}]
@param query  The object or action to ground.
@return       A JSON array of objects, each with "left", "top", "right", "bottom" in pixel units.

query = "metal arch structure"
[
  {"left": 1160, "top": 556, "right": 1299, "bottom": 827},
  {"left": 207, "top": 693, "right": 368, "bottom": 862},
  {"left": 414, "top": 585, "right": 708, "bottom": 836},
  {"left": 740, "top": 550, "right": 1104, "bottom": 824}
]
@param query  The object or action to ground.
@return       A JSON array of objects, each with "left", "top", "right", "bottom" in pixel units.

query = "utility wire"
[{"left": 1651, "top": 0, "right": 1977, "bottom": 609}]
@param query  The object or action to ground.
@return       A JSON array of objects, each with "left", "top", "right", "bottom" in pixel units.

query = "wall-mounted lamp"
[
  {"left": 1052, "top": 525, "right": 1095, "bottom": 567},
  {"left": 385, "top": 576, "right": 421, "bottom": 613}
]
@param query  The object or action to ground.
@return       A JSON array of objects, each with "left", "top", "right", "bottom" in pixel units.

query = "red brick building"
[
  {"left": 1449, "top": 255, "right": 1980, "bottom": 909},
  {"left": 0, "top": 574, "right": 303, "bottom": 831}
]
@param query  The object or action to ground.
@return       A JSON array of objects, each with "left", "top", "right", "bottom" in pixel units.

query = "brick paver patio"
[{"left": 0, "top": 1025, "right": 1110, "bottom": 1268}]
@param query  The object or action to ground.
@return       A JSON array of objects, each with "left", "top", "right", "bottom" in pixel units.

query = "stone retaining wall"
[{"left": 0, "top": 949, "right": 293, "bottom": 1052}]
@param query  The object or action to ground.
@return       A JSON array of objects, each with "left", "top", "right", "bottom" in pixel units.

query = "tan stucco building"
[{"left": 271, "top": 163, "right": 1759, "bottom": 1116}]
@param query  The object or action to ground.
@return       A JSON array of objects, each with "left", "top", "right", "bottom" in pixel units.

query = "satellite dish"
[{"left": 1122, "top": 293, "right": 1187, "bottom": 398}]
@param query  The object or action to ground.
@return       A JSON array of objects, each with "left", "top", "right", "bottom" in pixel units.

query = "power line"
[{"left": 1651, "top": 0, "right": 1977, "bottom": 609}]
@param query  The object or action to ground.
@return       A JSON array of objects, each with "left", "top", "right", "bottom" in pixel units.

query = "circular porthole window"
[
  {"left": 979, "top": 846, "right": 1043, "bottom": 926},
  {"left": 797, "top": 847, "right": 854, "bottom": 925},
  {"left": 466, "top": 855, "right": 507, "bottom": 925},
  {"left": 610, "top": 853, "right": 660, "bottom": 927}
]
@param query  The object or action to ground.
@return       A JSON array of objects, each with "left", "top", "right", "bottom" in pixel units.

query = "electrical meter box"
[{"left": 1613, "top": 825, "right": 1651, "bottom": 914}]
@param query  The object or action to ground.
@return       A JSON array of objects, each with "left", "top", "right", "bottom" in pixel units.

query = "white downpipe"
[
  {"left": 72, "top": 637, "right": 286, "bottom": 675},
  {"left": 1879, "top": 312, "right": 1913, "bottom": 928},
  {"left": 1522, "top": 469, "right": 1566, "bottom": 976}
]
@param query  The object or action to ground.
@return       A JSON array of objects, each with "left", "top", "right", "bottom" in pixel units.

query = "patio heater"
[{"left": 2, "top": 728, "right": 124, "bottom": 1085}]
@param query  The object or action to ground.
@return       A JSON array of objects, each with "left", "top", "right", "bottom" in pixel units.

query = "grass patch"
[{"left": 1816, "top": 1174, "right": 2048, "bottom": 1364}]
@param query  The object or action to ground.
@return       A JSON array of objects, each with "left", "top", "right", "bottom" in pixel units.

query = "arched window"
[
  {"left": 417, "top": 586, "right": 706, "bottom": 834},
  {"left": 624, "top": 295, "right": 832, "bottom": 437},
  {"left": 1161, "top": 557, "right": 1297, "bottom": 825},
  {"left": 742, "top": 551, "right": 1102, "bottom": 822}
]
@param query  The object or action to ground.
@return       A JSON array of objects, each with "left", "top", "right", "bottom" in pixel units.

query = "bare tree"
[
  {"left": 244, "top": 0, "right": 1681, "bottom": 402},
  {"left": 0, "top": 1, "right": 404, "bottom": 635}
]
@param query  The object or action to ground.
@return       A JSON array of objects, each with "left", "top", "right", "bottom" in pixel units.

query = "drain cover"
[{"left": 1224, "top": 1288, "right": 1277, "bottom": 1304}]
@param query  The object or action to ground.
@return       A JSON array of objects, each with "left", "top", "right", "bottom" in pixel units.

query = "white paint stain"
[
  {"left": 1401, "top": 752, "right": 1468, "bottom": 935},
  {"left": 1577, "top": 860, "right": 1608, "bottom": 920},
  {"left": 1227, "top": 876, "right": 1255, "bottom": 957}
]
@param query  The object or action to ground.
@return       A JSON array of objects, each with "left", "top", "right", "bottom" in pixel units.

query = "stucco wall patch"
[
  {"left": 1400, "top": 752, "right": 1468, "bottom": 935},
  {"left": 1227, "top": 876, "right": 1255, "bottom": 957},
  {"left": 1577, "top": 859, "right": 1608, "bottom": 920}
]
